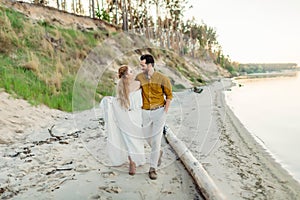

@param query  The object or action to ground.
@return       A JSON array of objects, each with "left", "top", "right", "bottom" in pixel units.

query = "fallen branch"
[{"left": 48, "top": 125, "right": 62, "bottom": 140}]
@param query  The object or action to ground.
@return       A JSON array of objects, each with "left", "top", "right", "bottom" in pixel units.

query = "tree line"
[
  {"left": 238, "top": 63, "right": 298, "bottom": 74},
  {"left": 26, "top": 0, "right": 233, "bottom": 71}
]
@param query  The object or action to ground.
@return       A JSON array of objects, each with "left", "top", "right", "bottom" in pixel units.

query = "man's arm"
[
  {"left": 162, "top": 75, "right": 173, "bottom": 113},
  {"left": 164, "top": 99, "right": 171, "bottom": 113}
]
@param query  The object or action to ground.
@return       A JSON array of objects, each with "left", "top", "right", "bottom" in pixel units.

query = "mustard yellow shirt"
[{"left": 136, "top": 71, "right": 173, "bottom": 110}]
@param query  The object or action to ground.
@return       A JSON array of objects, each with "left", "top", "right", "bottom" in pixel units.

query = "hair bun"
[{"left": 118, "top": 65, "right": 128, "bottom": 79}]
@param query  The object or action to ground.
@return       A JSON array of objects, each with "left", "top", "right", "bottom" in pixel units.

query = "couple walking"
[{"left": 100, "top": 54, "right": 172, "bottom": 180}]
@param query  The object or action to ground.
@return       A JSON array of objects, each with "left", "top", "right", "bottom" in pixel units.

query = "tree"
[
  {"left": 91, "top": 0, "right": 95, "bottom": 18},
  {"left": 121, "top": 0, "right": 128, "bottom": 31},
  {"left": 56, "top": 0, "right": 60, "bottom": 10},
  {"left": 61, "top": 0, "right": 67, "bottom": 11}
]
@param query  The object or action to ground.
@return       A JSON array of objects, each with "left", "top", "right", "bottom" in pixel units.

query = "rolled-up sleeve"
[{"left": 163, "top": 76, "right": 173, "bottom": 100}]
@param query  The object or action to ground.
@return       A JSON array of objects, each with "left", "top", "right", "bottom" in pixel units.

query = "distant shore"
[{"left": 236, "top": 69, "right": 299, "bottom": 79}]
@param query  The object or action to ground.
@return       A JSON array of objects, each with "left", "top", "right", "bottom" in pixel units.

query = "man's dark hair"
[{"left": 140, "top": 54, "right": 154, "bottom": 67}]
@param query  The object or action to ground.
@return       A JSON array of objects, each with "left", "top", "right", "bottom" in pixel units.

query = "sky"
[{"left": 184, "top": 0, "right": 300, "bottom": 65}]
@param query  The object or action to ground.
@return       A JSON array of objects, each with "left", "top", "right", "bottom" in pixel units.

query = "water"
[{"left": 224, "top": 71, "right": 300, "bottom": 183}]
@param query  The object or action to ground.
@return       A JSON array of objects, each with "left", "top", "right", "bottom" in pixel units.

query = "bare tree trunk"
[
  {"left": 61, "top": 0, "right": 66, "bottom": 11},
  {"left": 96, "top": 0, "right": 100, "bottom": 10},
  {"left": 128, "top": 0, "right": 133, "bottom": 30},
  {"left": 155, "top": 1, "right": 159, "bottom": 41},
  {"left": 136, "top": 0, "right": 141, "bottom": 33},
  {"left": 115, "top": 0, "right": 118, "bottom": 25},
  {"left": 166, "top": 19, "right": 170, "bottom": 49},
  {"left": 56, "top": 0, "right": 60, "bottom": 9},
  {"left": 91, "top": 0, "right": 95, "bottom": 18},
  {"left": 89, "top": 0, "right": 91, "bottom": 17},
  {"left": 78, "top": 0, "right": 84, "bottom": 15},
  {"left": 71, "top": 0, "right": 75, "bottom": 14},
  {"left": 144, "top": 0, "right": 149, "bottom": 39},
  {"left": 122, "top": 0, "right": 128, "bottom": 31},
  {"left": 179, "top": 31, "right": 184, "bottom": 55}
]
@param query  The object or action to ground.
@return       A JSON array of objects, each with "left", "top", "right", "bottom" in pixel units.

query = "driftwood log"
[{"left": 164, "top": 126, "right": 226, "bottom": 200}]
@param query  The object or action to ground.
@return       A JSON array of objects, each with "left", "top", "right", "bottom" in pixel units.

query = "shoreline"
[
  {"left": 213, "top": 79, "right": 300, "bottom": 198},
  {"left": 225, "top": 75, "right": 300, "bottom": 184},
  {"left": 166, "top": 79, "right": 300, "bottom": 199},
  {"left": 230, "top": 111, "right": 300, "bottom": 185}
]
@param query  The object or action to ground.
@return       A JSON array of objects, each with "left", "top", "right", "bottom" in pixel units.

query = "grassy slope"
[
  {"left": 0, "top": 5, "right": 109, "bottom": 111},
  {"left": 0, "top": 3, "right": 207, "bottom": 112}
]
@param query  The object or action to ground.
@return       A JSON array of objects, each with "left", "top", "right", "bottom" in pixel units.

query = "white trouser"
[{"left": 142, "top": 107, "right": 166, "bottom": 169}]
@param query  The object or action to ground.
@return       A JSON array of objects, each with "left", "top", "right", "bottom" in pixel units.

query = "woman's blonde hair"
[{"left": 117, "top": 65, "right": 130, "bottom": 109}]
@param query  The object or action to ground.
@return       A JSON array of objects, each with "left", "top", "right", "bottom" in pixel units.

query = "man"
[{"left": 136, "top": 54, "right": 173, "bottom": 180}]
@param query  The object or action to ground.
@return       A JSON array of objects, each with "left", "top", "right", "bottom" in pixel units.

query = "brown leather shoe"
[
  {"left": 149, "top": 167, "right": 157, "bottom": 180},
  {"left": 158, "top": 150, "right": 163, "bottom": 167}
]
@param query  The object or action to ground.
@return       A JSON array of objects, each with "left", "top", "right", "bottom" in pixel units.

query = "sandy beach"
[
  {"left": 0, "top": 91, "right": 201, "bottom": 200},
  {"left": 1, "top": 79, "right": 300, "bottom": 199},
  {"left": 166, "top": 79, "right": 300, "bottom": 199}
]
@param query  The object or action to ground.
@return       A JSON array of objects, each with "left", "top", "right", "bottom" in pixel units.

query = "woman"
[{"left": 100, "top": 65, "right": 145, "bottom": 175}]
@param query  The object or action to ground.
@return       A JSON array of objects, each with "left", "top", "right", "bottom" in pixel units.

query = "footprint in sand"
[{"left": 101, "top": 171, "right": 118, "bottom": 178}]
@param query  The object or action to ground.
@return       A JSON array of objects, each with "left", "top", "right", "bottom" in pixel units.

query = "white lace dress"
[{"left": 100, "top": 89, "right": 146, "bottom": 166}]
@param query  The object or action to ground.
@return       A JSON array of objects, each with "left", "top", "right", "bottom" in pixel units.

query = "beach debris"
[
  {"left": 75, "top": 164, "right": 90, "bottom": 172},
  {"left": 99, "top": 186, "right": 122, "bottom": 193},
  {"left": 49, "top": 176, "right": 76, "bottom": 192},
  {"left": 161, "top": 190, "right": 173, "bottom": 194},
  {"left": 45, "top": 166, "right": 74, "bottom": 175},
  {"left": 48, "top": 125, "right": 63, "bottom": 140},
  {"left": 99, "top": 118, "right": 105, "bottom": 126},
  {"left": 0, "top": 187, "right": 5, "bottom": 194},
  {"left": 89, "top": 194, "right": 102, "bottom": 199},
  {"left": 31, "top": 128, "right": 81, "bottom": 146},
  {"left": 5, "top": 147, "right": 34, "bottom": 159},
  {"left": 6, "top": 152, "right": 20, "bottom": 158},
  {"left": 191, "top": 87, "right": 204, "bottom": 94},
  {"left": 0, "top": 185, "right": 17, "bottom": 200},
  {"left": 15, "top": 129, "right": 24, "bottom": 133}
]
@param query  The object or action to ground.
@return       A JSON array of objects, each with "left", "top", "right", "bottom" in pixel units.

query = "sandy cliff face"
[{"left": 3, "top": 0, "right": 229, "bottom": 86}]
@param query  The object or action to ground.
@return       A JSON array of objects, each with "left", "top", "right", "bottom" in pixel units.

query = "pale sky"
[{"left": 185, "top": 0, "right": 300, "bottom": 65}]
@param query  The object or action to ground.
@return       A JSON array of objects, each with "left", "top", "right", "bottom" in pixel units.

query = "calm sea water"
[{"left": 224, "top": 71, "right": 300, "bottom": 183}]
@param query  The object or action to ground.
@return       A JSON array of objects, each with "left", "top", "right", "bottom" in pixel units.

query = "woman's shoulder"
[
  {"left": 129, "top": 81, "right": 140, "bottom": 92},
  {"left": 133, "top": 80, "right": 141, "bottom": 88}
]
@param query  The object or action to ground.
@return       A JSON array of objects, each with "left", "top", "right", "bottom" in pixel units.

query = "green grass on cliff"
[
  {"left": 0, "top": 6, "right": 110, "bottom": 111},
  {"left": 0, "top": 4, "right": 205, "bottom": 112}
]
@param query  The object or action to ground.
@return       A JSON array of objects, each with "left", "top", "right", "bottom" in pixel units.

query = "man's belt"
[{"left": 144, "top": 105, "right": 164, "bottom": 111}]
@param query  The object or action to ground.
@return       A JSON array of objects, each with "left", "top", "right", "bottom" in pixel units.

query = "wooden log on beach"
[{"left": 164, "top": 126, "right": 226, "bottom": 200}]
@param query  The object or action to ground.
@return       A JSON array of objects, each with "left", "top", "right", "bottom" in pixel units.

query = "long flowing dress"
[{"left": 99, "top": 89, "right": 145, "bottom": 166}]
